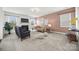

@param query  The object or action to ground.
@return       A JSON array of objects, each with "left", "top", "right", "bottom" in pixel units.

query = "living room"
[{"left": 0, "top": 7, "right": 79, "bottom": 51}]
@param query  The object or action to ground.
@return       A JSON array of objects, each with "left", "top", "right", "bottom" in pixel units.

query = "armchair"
[{"left": 15, "top": 25, "right": 30, "bottom": 41}]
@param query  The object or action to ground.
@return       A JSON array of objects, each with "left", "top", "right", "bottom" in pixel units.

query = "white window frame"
[{"left": 60, "top": 13, "right": 71, "bottom": 27}]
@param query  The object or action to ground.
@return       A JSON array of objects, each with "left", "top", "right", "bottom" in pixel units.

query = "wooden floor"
[{"left": 0, "top": 32, "right": 78, "bottom": 51}]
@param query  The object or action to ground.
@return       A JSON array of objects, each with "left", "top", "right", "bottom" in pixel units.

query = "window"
[
  {"left": 36, "top": 18, "right": 48, "bottom": 26},
  {"left": 5, "top": 16, "right": 16, "bottom": 23},
  {"left": 5, "top": 15, "right": 17, "bottom": 27},
  {"left": 60, "top": 13, "right": 71, "bottom": 27}
]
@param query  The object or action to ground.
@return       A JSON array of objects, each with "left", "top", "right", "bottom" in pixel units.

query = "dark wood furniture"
[
  {"left": 67, "top": 33, "right": 78, "bottom": 42},
  {"left": 67, "top": 29, "right": 79, "bottom": 42}
]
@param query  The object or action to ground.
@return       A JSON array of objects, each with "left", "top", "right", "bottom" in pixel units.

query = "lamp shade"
[{"left": 48, "top": 24, "right": 51, "bottom": 27}]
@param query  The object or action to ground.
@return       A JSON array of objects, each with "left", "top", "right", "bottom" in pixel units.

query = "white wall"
[
  {"left": 12, "top": 14, "right": 37, "bottom": 31},
  {"left": 76, "top": 8, "right": 79, "bottom": 30},
  {"left": 16, "top": 15, "right": 31, "bottom": 31},
  {"left": 0, "top": 7, "right": 4, "bottom": 39},
  {"left": 29, "top": 18, "right": 37, "bottom": 31},
  {"left": 75, "top": 7, "right": 79, "bottom": 50},
  {"left": 4, "top": 11, "right": 37, "bottom": 32},
  {"left": 75, "top": 7, "right": 79, "bottom": 37}
]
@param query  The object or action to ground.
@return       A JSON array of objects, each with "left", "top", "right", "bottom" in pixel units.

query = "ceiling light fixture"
[{"left": 30, "top": 8, "right": 40, "bottom": 13}]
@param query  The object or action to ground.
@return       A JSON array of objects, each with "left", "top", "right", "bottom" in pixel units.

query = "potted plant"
[{"left": 4, "top": 22, "right": 13, "bottom": 34}]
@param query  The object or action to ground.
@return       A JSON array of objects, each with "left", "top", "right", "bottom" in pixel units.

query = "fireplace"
[
  {"left": 21, "top": 18, "right": 29, "bottom": 23},
  {"left": 21, "top": 25, "right": 29, "bottom": 31}
]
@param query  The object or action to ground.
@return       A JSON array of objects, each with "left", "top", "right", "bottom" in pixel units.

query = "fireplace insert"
[{"left": 21, "top": 18, "right": 29, "bottom": 23}]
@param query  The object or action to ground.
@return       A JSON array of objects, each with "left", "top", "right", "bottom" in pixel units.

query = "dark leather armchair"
[
  {"left": 15, "top": 26, "right": 21, "bottom": 37},
  {"left": 15, "top": 26, "right": 30, "bottom": 40}
]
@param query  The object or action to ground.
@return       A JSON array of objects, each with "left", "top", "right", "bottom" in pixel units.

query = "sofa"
[{"left": 35, "top": 25, "right": 52, "bottom": 33}]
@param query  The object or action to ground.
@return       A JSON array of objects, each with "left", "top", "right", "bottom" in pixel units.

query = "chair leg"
[
  {"left": 20, "top": 37, "right": 23, "bottom": 41},
  {"left": 0, "top": 40, "right": 2, "bottom": 43},
  {"left": 21, "top": 39, "right": 23, "bottom": 41},
  {"left": 29, "top": 35, "right": 30, "bottom": 38}
]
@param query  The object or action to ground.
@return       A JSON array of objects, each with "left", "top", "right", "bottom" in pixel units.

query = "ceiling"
[{"left": 3, "top": 7, "right": 71, "bottom": 17}]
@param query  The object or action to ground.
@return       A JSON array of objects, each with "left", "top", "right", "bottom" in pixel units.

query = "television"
[{"left": 21, "top": 18, "right": 29, "bottom": 23}]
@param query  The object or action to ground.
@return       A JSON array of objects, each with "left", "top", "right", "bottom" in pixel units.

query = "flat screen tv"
[{"left": 21, "top": 18, "right": 29, "bottom": 23}]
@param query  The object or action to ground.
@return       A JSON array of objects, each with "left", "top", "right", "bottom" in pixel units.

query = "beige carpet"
[{"left": 0, "top": 32, "right": 78, "bottom": 51}]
